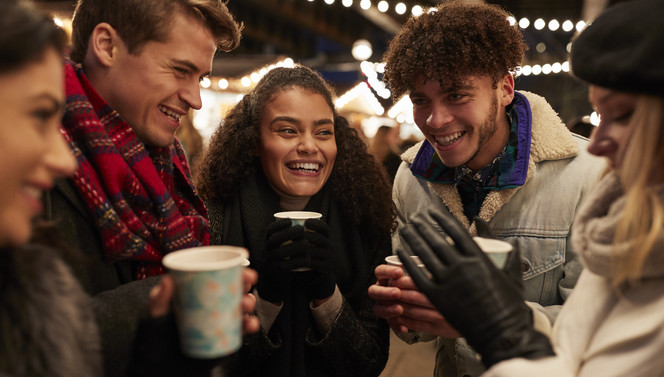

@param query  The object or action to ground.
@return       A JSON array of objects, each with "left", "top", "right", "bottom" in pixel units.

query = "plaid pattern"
[{"left": 61, "top": 60, "right": 210, "bottom": 279}]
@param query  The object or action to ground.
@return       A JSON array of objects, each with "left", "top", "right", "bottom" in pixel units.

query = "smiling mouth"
[
  {"left": 435, "top": 131, "right": 465, "bottom": 146},
  {"left": 158, "top": 105, "right": 183, "bottom": 122},
  {"left": 287, "top": 162, "right": 321, "bottom": 173}
]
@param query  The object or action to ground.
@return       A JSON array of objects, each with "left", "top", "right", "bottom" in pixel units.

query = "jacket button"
[{"left": 521, "top": 260, "right": 530, "bottom": 273}]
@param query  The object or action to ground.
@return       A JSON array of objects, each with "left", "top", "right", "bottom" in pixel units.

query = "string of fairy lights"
[{"left": 51, "top": 1, "right": 591, "bottom": 123}]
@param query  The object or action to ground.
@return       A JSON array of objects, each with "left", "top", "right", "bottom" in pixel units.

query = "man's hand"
[
  {"left": 149, "top": 269, "right": 260, "bottom": 335},
  {"left": 398, "top": 208, "right": 553, "bottom": 368},
  {"left": 368, "top": 264, "right": 461, "bottom": 338}
]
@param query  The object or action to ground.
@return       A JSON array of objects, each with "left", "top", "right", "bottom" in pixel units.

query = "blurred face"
[
  {"left": 0, "top": 49, "right": 77, "bottom": 246},
  {"left": 103, "top": 9, "right": 217, "bottom": 147},
  {"left": 258, "top": 87, "right": 337, "bottom": 202},
  {"left": 587, "top": 86, "right": 638, "bottom": 169},
  {"left": 410, "top": 74, "right": 514, "bottom": 170}
]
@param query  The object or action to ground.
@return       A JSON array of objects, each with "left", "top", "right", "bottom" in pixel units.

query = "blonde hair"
[{"left": 613, "top": 95, "right": 664, "bottom": 287}]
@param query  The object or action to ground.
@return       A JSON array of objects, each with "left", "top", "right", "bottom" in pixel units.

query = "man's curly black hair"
[
  {"left": 383, "top": 1, "right": 527, "bottom": 99},
  {"left": 196, "top": 65, "right": 396, "bottom": 241}
]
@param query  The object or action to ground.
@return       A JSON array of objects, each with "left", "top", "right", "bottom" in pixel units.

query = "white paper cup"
[
  {"left": 273, "top": 211, "right": 323, "bottom": 271},
  {"left": 385, "top": 255, "right": 432, "bottom": 278},
  {"left": 162, "top": 245, "right": 247, "bottom": 358},
  {"left": 273, "top": 211, "right": 322, "bottom": 226},
  {"left": 473, "top": 236, "right": 513, "bottom": 268}
]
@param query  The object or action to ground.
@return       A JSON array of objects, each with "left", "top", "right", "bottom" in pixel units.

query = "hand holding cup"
[
  {"left": 397, "top": 208, "right": 553, "bottom": 369},
  {"left": 162, "top": 246, "right": 247, "bottom": 359}
]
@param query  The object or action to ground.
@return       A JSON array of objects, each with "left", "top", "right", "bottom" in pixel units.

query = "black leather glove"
[
  {"left": 256, "top": 219, "right": 307, "bottom": 303},
  {"left": 299, "top": 219, "right": 336, "bottom": 300},
  {"left": 397, "top": 208, "right": 554, "bottom": 369}
]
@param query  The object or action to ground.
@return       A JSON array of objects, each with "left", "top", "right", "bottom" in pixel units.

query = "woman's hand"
[{"left": 398, "top": 208, "right": 553, "bottom": 369}]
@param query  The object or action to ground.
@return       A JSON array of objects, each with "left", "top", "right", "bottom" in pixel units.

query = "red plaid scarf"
[{"left": 61, "top": 60, "right": 210, "bottom": 279}]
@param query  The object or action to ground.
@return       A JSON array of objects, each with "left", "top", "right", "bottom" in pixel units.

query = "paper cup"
[
  {"left": 473, "top": 236, "right": 513, "bottom": 268},
  {"left": 273, "top": 211, "right": 322, "bottom": 226},
  {"left": 273, "top": 211, "right": 323, "bottom": 271},
  {"left": 385, "top": 255, "right": 432, "bottom": 278},
  {"left": 162, "top": 246, "right": 247, "bottom": 358}
]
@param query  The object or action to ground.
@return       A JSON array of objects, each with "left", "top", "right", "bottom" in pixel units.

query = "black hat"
[{"left": 570, "top": 0, "right": 664, "bottom": 97}]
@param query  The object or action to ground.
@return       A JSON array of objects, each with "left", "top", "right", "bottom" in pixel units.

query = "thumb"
[
  {"left": 149, "top": 275, "right": 174, "bottom": 318},
  {"left": 474, "top": 218, "right": 494, "bottom": 238},
  {"left": 503, "top": 243, "right": 523, "bottom": 289}
]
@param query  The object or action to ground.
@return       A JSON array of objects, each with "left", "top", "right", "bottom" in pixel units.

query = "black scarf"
[{"left": 212, "top": 170, "right": 373, "bottom": 377}]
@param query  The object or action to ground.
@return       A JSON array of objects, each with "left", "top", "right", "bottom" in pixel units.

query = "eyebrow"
[
  {"left": 31, "top": 93, "right": 65, "bottom": 112},
  {"left": 172, "top": 59, "right": 211, "bottom": 76},
  {"left": 270, "top": 116, "right": 334, "bottom": 126},
  {"left": 410, "top": 83, "right": 476, "bottom": 97}
]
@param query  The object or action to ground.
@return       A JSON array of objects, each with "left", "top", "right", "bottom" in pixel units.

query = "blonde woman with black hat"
[{"left": 395, "top": 0, "right": 664, "bottom": 375}]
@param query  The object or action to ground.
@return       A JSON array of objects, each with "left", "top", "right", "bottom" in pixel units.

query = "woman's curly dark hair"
[
  {"left": 383, "top": 1, "right": 527, "bottom": 99},
  {"left": 197, "top": 66, "right": 396, "bottom": 240}
]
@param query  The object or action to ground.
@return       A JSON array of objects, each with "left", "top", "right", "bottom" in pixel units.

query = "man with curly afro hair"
[{"left": 368, "top": 2, "right": 606, "bottom": 376}]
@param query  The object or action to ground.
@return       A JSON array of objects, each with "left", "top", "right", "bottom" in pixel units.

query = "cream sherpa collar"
[{"left": 400, "top": 91, "right": 579, "bottom": 233}]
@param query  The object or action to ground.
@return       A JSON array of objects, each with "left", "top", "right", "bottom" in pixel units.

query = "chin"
[{"left": 6, "top": 229, "right": 31, "bottom": 247}]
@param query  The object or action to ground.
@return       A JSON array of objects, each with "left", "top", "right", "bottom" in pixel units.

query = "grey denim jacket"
[{"left": 391, "top": 91, "right": 606, "bottom": 377}]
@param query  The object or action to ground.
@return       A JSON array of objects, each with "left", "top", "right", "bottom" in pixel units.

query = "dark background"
[{"left": 36, "top": 0, "right": 628, "bottom": 123}]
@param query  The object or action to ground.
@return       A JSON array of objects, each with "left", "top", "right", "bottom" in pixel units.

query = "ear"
[
  {"left": 498, "top": 73, "right": 515, "bottom": 107},
  {"left": 87, "top": 23, "right": 122, "bottom": 68}
]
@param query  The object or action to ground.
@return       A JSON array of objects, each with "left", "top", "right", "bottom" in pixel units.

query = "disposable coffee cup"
[
  {"left": 472, "top": 236, "right": 513, "bottom": 268},
  {"left": 162, "top": 245, "right": 247, "bottom": 358},
  {"left": 273, "top": 211, "right": 323, "bottom": 271},
  {"left": 273, "top": 211, "right": 322, "bottom": 226},
  {"left": 385, "top": 255, "right": 432, "bottom": 278}
]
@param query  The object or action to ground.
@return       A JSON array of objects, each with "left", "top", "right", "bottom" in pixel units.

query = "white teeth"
[
  {"left": 436, "top": 131, "right": 463, "bottom": 146},
  {"left": 287, "top": 162, "right": 321, "bottom": 172},
  {"left": 158, "top": 105, "right": 182, "bottom": 121}
]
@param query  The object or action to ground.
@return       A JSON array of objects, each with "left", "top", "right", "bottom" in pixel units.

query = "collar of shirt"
[{"left": 410, "top": 91, "right": 532, "bottom": 190}]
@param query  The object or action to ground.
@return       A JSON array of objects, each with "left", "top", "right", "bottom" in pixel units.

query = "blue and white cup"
[{"left": 162, "top": 246, "right": 248, "bottom": 358}]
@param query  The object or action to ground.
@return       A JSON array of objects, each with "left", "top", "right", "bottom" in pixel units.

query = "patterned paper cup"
[
  {"left": 162, "top": 246, "right": 247, "bottom": 358},
  {"left": 273, "top": 211, "right": 323, "bottom": 271}
]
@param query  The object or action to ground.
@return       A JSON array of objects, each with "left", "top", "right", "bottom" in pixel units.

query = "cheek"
[
  {"left": 0, "top": 206, "right": 32, "bottom": 246},
  {"left": 412, "top": 109, "right": 429, "bottom": 127},
  {"left": 326, "top": 143, "right": 338, "bottom": 164}
]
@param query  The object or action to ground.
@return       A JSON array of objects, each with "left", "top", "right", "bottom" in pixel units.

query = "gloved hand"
[
  {"left": 256, "top": 219, "right": 307, "bottom": 304},
  {"left": 299, "top": 219, "right": 336, "bottom": 300},
  {"left": 397, "top": 208, "right": 553, "bottom": 369}
]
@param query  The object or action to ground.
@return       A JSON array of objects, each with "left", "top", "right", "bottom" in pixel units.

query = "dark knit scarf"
[
  {"left": 61, "top": 60, "right": 210, "bottom": 279},
  {"left": 214, "top": 170, "right": 372, "bottom": 377}
]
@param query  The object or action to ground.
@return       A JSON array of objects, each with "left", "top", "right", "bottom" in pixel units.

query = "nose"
[
  {"left": 586, "top": 122, "right": 617, "bottom": 158},
  {"left": 180, "top": 79, "right": 203, "bottom": 110},
  {"left": 297, "top": 133, "right": 318, "bottom": 154},
  {"left": 44, "top": 130, "right": 77, "bottom": 178},
  {"left": 426, "top": 103, "right": 453, "bottom": 129}
]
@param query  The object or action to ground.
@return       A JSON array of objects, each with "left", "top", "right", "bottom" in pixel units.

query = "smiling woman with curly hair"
[{"left": 196, "top": 65, "right": 393, "bottom": 377}]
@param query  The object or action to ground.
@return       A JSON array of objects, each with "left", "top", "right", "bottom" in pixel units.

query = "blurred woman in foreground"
[{"left": 0, "top": 1, "right": 91, "bottom": 375}]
